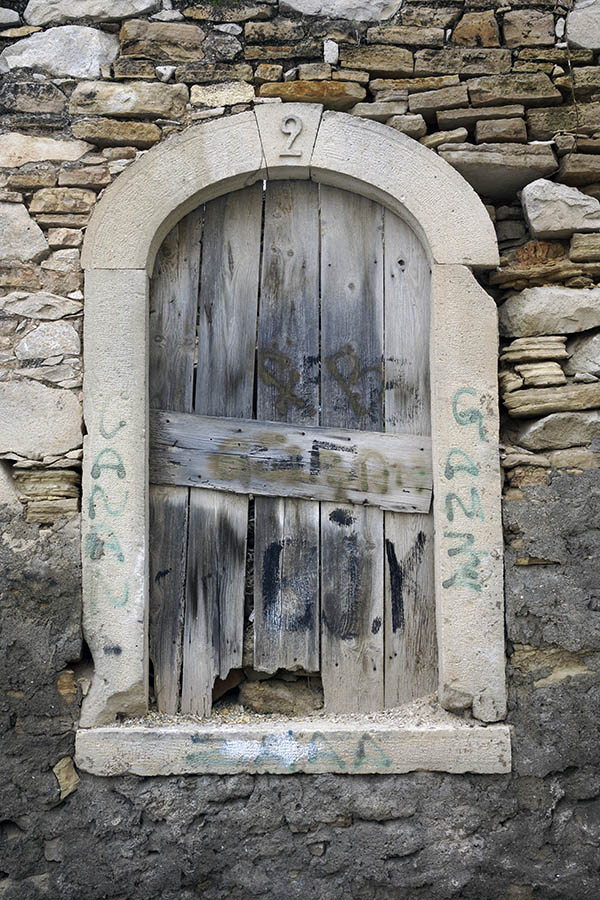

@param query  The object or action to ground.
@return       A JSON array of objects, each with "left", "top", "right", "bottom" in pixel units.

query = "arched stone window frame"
[{"left": 76, "top": 104, "right": 511, "bottom": 776}]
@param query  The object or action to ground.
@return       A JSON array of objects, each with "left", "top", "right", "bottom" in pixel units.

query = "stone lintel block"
[
  {"left": 76, "top": 721, "right": 512, "bottom": 774},
  {"left": 80, "top": 267, "right": 149, "bottom": 727},
  {"left": 430, "top": 264, "right": 505, "bottom": 722},
  {"left": 255, "top": 102, "right": 321, "bottom": 179}
]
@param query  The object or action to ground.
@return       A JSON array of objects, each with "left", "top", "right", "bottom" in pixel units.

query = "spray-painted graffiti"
[
  {"left": 87, "top": 409, "right": 130, "bottom": 609},
  {"left": 442, "top": 388, "right": 489, "bottom": 593},
  {"left": 183, "top": 729, "right": 392, "bottom": 772}
]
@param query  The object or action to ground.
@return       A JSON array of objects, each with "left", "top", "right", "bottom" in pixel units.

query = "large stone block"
[
  {"left": 0, "top": 381, "right": 81, "bottom": 459},
  {"left": 175, "top": 62, "right": 253, "bottom": 83},
  {"left": 567, "top": 0, "right": 600, "bottom": 50},
  {"left": 467, "top": 72, "right": 561, "bottom": 108},
  {"left": 438, "top": 142, "right": 557, "bottom": 201},
  {"left": 15, "top": 321, "right": 80, "bottom": 360},
  {"left": 414, "top": 48, "right": 511, "bottom": 77},
  {"left": 408, "top": 84, "right": 469, "bottom": 117},
  {"left": 339, "top": 45, "right": 414, "bottom": 77},
  {"left": 0, "top": 25, "right": 119, "bottom": 79},
  {"left": 437, "top": 104, "right": 525, "bottom": 130},
  {"left": 558, "top": 154, "right": 600, "bottom": 188},
  {"left": 30, "top": 188, "right": 96, "bottom": 215},
  {"left": 183, "top": 2, "right": 275, "bottom": 22},
  {"left": 451, "top": 11, "right": 500, "bottom": 47},
  {"left": 0, "top": 133, "right": 91, "bottom": 167},
  {"left": 258, "top": 80, "right": 365, "bottom": 110},
  {"left": 503, "top": 10, "right": 554, "bottom": 47},
  {"left": 564, "top": 332, "right": 600, "bottom": 376},
  {"left": 279, "top": 0, "right": 401, "bottom": 20},
  {"left": 366, "top": 25, "right": 444, "bottom": 47},
  {"left": 69, "top": 80, "right": 188, "bottom": 120},
  {"left": 72, "top": 117, "right": 161, "bottom": 148},
  {"left": 0, "top": 82, "right": 66, "bottom": 114},
  {"left": 0, "top": 203, "right": 48, "bottom": 264},
  {"left": 23, "top": 0, "right": 160, "bottom": 25},
  {"left": 191, "top": 81, "right": 254, "bottom": 107},
  {"left": 499, "top": 286, "right": 600, "bottom": 337},
  {"left": 521, "top": 178, "right": 600, "bottom": 239},
  {"left": 527, "top": 103, "right": 600, "bottom": 141},
  {"left": 512, "top": 410, "right": 600, "bottom": 450},
  {"left": 0, "top": 290, "right": 82, "bottom": 319},
  {"left": 119, "top": 18, "right": 206, "bottom": 61}
]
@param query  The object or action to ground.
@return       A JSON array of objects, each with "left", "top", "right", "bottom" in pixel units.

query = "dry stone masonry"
[{"left": 1, "top": 0, "right": 600, "bottom": 896}]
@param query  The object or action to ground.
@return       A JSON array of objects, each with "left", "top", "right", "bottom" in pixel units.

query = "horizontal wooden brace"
[{"left": 150, "top": 409, "right": 432, "bottom": 514}]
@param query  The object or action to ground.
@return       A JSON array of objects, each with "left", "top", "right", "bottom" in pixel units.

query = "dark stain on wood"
[
  {"left": 386, "top": 531, "right": 428, "bottom": 635},
  {"left": 154, "top": 568, "right": 171, "bottom": 583},
  {"left": 329, "top": 508, "right": 355, "bottom": 527},
  {"left": 371, "top": 616, "right": 382, "bottom": 634},
  {"left": 262, "top": 539, "right": 283, "bottom": 632},
  {"left": 322, "top": 533, "right": 361, "bottom": 641},
  {"left": 385, "top": 538, "right": 404, "bottom": 633}
]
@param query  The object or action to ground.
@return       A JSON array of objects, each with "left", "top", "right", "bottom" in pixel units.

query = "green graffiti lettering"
[
  {"left": 88, "top": 483, "right": 128, "bottom": 520},
  {"left": 91, "top": 447, "right": 126, "bottom": 479},
  {"left": 444, "top": 448, "right": 480, "bottom": 480},
  {"left": 445, "top": 487, "right": 484, "bottom": 523},
  {"left": 452, "top": 387, "right": 487, "bottom": 442}
]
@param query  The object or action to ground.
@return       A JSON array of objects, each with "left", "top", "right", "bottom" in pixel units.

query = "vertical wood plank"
[
  {"left": 148, "top": 209, "right": 202, "bottom": 713},
  {"left": 181, "top": 183, "right": 263, "bottom": 716},
  {"left": 320, "top": 185, "right": 385, "bottom": 714},
  {"left": 383, "top": 213, "right": 437, "bottom": 707},
  {"left": 254, "top": 181, "right": 321, "bottom": 673}
]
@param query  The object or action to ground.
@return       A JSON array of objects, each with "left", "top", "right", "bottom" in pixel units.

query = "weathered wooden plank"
[
  {"left": 383, "top": 212, "right": 437, "bottom": 708},
  {"left": 254, "top": 181, "right": 321, "bottom": 673},
  {"left": 76, "top": 722, "right": 513, "bottom": 776},
  {"left": 149, "top": 409, "right": 432, "bottom": 513},
  {"left": 320, "top": 185, "right": 385, "bottom": 714},
  {"left": 181, "top": 183, "right": 263, "bottom": 716},
  {"left": 148, "top": 209, "right": 202, "bottom": 713}
]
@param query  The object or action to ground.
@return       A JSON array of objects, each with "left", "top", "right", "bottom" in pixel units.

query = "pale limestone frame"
[{"left": 77, "top": 103, "right": 511, "bottom": 775}]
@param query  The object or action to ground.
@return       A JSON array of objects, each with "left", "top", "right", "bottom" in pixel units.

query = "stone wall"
[{"left": 1, "top": 0, "right": 600, "bottom": 896}]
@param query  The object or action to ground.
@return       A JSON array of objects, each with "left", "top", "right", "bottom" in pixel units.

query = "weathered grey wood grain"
[
  {"left": 254, "top": 181, "right": 321, "bottom": 673},
  {"left": 383, "top": 212, "right": 437, "bottom": 708},
  {"left": 149, "top": 409, "right": 432, "bottom": 513},
  {"left": 181, "top": 184, "right": 262, "bottom": 716},
  {"left": 148, "top": 209, "right": 202, "bottom": 713},
  {"left": 320, "top": 185, "right": 385, "bottom": 714}
]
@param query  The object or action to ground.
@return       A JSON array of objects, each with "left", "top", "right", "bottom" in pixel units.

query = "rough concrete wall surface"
[{"left": 0, "top": 0, "right": 600, "bottom": 895}]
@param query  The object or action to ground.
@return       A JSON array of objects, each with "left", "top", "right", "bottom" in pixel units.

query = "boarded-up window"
[{"left": 148, "top": 180, "right": 435, "bottom": 717}]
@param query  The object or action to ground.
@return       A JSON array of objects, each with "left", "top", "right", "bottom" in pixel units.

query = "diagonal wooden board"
[
  {"left": 254, "top": 180, "right": 321, "bottom": 674},
  {"left": 149, "top": 409, "right": 432, "bottom": 514}
]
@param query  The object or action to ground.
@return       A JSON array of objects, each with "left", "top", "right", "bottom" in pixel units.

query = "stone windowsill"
[{"left": 75, "top": 702, "right": 512, "bottom": 776}]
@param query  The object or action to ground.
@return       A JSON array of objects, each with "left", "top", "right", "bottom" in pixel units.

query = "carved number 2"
[{"left": 280, "top": 114, "right": 303, "bottom": 158}]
